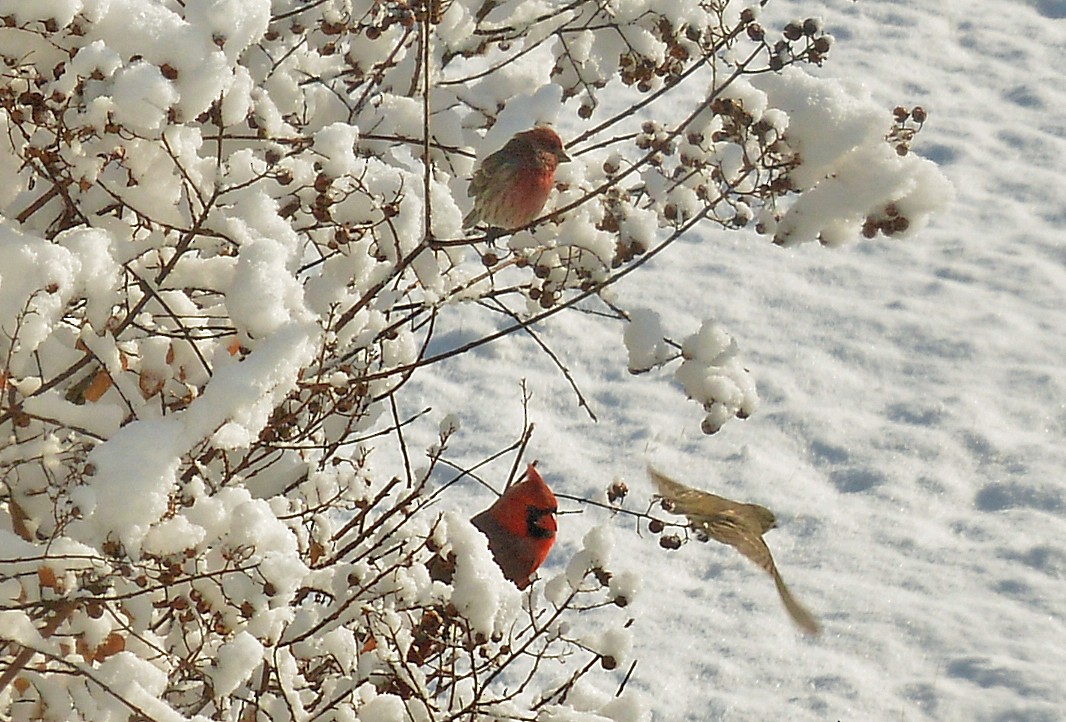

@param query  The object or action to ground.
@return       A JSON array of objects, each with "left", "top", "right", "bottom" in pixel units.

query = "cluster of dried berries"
[
  {"left": 888, "top": 105, "right": 928, "bottom": 156},
  {"left": 739, "top": 10, "right": 833, "bottom": 70},
  {"left": 862, "top": 202, "right": 912, "bottom": 239}
]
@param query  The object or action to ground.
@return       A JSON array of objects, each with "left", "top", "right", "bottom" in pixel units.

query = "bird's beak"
[{"left": 557, "top": 148, "right": 571, "bottom": 163}]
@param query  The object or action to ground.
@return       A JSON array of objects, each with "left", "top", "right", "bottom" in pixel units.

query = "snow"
[
  {"left": 622, "top": 309, "right": 671, "bottom": 374},
  {"left": 357, "top": 693, "right": 407, "bottom": 722},
  {"left": 675, "top": 320, "right": 758, "bottom": 434},
  {"left": 209, "top": 631, "right": 264, "bottom": 698},
  {"left": 444, "top": 512, "right": 522, "bottom": 637}
]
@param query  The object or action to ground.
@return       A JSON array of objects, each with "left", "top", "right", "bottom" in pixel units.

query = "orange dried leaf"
[
  {"left": 83, "top": 370, "right": 112, "bottom": 403},
  {"left": 227, "top": 337, "right": 241, "bottom": 356},
  {"left": 309, "top": 541, "right": 325, "bottom": 566},
  {"left": 361, "top": 636, "right": 378, "bottom": 653},
  {"left": 37, "top": 566, "right": 58, "bottom": 590},
  {"left": 96, "top": 632, "right": 125, "bottom": 660},
  {"left": 13, "top": 676, "right": 30, "bottom": 693},
  {"left": 10, "top": 498, "right": 33, "bottom": 541}
]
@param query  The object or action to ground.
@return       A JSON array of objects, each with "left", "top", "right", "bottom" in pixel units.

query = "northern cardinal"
[
  {"left": 472, "top": 464, "right": 558, "bottom": 589},
  {"left": 649, "top": 467, "right": 821, "bottom": 635}
]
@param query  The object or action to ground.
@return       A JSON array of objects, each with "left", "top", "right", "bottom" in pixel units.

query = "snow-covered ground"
[{"left": 399, "top": 1, "right": 1066, "bottom": 719}]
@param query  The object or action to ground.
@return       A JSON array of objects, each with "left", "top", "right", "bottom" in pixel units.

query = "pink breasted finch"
[{"left": 463, "top": 127, "right": 570, "bottom": 230}]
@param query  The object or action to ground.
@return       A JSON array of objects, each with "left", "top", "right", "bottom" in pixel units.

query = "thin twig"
[{"left": 485, "top": 298, "right": 598, "bottom": 422}]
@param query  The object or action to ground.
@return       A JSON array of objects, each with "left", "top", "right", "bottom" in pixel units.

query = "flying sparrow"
[{"left": 649, "top": 467, "right": 821, "bottom": 635}]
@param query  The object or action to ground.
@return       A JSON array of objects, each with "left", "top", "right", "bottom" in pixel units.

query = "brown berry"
[
  {"left": 890, "top": 216, "right": 910, "bottom": 234},
  {"left": 607, "top": 481, "right": 629, "bottom": 504},
  {"left": 659, "top": 534, "right": 682, "bottom": 550}
]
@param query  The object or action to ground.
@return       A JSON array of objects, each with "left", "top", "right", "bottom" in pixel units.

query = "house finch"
[
  {"left": 472, "top": 463, "right": 558, "bottom": 589},
  {"left": 463, "top": 127, "right": 570, "bottom": 230},
  {"left": 649, "top": 467, "right": 822, "bottom": 635}
]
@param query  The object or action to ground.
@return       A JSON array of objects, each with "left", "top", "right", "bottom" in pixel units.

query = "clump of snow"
[
  {"left": 93, "top": 652, "right": 177, "bottom": 721},
  {"left": 756, "top": 67, "right": 953, "bottom": 246},
  {"left": 184, "top": 0, "right": 270, "bottom": 58},
  {"left": 108, "top": 62, "right": 179, "bottom": 132},
  {"left": 439, "top": 413, "right": 461, "bottom": 436},
  {"left": 581, "top": 525, "right": 613, "bottom": 568},
  {"left": 0, "top": 227, "right": 79, "bottom": 372},
  {"left": 585, "top": 627, "right": 632, "bottom": 665},
  {"left": 141, "top": 515, "right": 206, "bottom": 557},
  {"left": 623, "top": 309, "right": 672, "bottom": 373},
  {"left": 444, "top": 512, "right": 521, "bottom": 637},
  {"left": 561, "top": 525, "right": 615, "bottom": 590},
  {"left": 538, "top": 677, "right": 649, "bottom": 722},
  {"left": 675, "top": 319, "right": 758, "bottom": 434},
  {"left": 0, "top": 0, "right": 83, "bottom": 26},
  {"left": 358, "top": 693, "right": 407, "bottom": 722},
  {"left": 318, "top": 626, "right": 358, "bottom": 674},
  {"left": 75, "top": 419, "right": 183, "bottom": 555},
  {"left": 55, "top": 228, "right": 119, "bottom": 332},
  {"left": 0, "top": 608, "right": 43, "bottom": 647},
  {"left": 208, "top": 631, "right": 264, "bottom": 698},
  {"left": 223, "top": 194, "right": 314, "bottom": 339},
  {"left": 313, "top": 123, "right": 360, "bottom": 178},
  {"left": 608, "top": 570, "right": 640, "bottom": 607}
]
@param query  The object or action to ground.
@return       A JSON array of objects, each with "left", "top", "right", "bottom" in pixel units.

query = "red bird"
[
  {"left": 463, "top": 126, "right": 570, "bottom": 230},
  {"left": 471, "top": 464, "right": 558, "bottom": 589}
]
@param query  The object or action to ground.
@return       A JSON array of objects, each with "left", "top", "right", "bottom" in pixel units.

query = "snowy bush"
[{"left": 0, "top": 0, "right": 948, "bottom": 719}]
